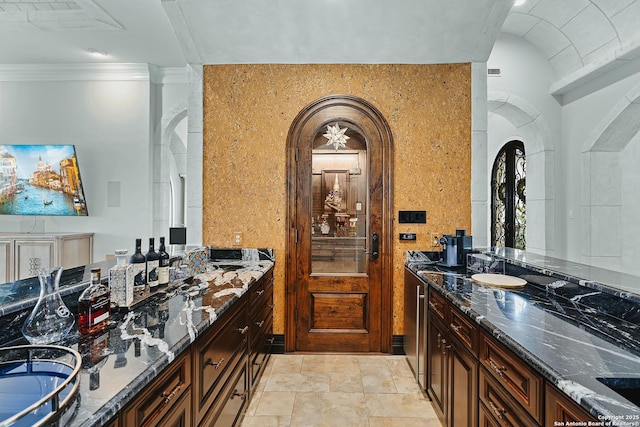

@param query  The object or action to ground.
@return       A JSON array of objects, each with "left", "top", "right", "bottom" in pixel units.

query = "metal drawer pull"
[
  {"left": 255, "top": 320, "right": 265, "bottom": 328},
  {"left": 237, "top": 326, "right": 249, "bottom": 335},
  {"left": 428, "top": 301, "right": 440, "bottom": 312},
  {"left": 450, "top": 323, "right": 462, "bottom": 333},
  {"left": 160, "top": 382, "right": 184, "bottom": 405},
  {"left": 233, "top": 390, "right": 247, "bottom": 401},
  {"left": 255, "top": 289, "right": 265, "bottom": 296},
  {"left": 436, "top": 333, "right": 442, "bottom": 349},
  {"left": 488, "top": 359, "right": 507, "bottom": 377},
  {"left": 489, "top": 401, "right": 506, "bottom": 420},
  {"left": 268, "top": 304, "right": 275, "bottom": 309},
  {"left": 205, "top": 357, "right": 225, "bottom": 369}
]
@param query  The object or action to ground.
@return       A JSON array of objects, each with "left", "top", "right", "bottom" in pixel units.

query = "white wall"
[
  {"left": 487, "top": 34, "right": 562, "bottom": 256},
  {"left": 0, "top": 65, "right": 187, "bottom": 262},
  {"left": 487, "top": 33, "right": 640, "bottom": 276}
]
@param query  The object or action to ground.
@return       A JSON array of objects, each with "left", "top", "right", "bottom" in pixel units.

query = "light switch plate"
[{"left": 399, "top": 233, "right": 417, "bottom": 241}]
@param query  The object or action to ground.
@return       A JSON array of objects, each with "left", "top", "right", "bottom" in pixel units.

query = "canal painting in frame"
[{"left": 0, "top": 145, "right": 89, "bottom": 216}]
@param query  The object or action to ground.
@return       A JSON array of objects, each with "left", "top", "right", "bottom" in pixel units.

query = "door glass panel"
[{"left": 311, "top": 122, "right": 367, "bottom": 275}]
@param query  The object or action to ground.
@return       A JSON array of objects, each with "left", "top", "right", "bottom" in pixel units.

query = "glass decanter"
[{"left": 22, "top": 266, "right": 75, "bottom": 344}]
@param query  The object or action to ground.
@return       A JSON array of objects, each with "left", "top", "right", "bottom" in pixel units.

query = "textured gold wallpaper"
[{"left": 203, "top": 64, "right": 471, "bottom": 339}]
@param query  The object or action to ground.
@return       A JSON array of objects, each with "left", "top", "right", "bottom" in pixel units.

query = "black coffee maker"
[{"left": 440, "top": 229, "right": 473, "bottom": 267}]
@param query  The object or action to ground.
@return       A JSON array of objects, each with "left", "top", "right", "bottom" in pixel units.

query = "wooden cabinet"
[
  {"left": 193, "top": 294, "right": 249, "bottom": 425},
  {"left": 426, "top": 291, "right": 478, "bottom": 427},
  {"left": 545, "top": 382, "right": 596, "bottom": 426},
  {"left": 0, "top": 232, "right": 93, "bottom": 282},
  {"left": 119, "top": 266, "right": 274, "bottom": 427},
  {"left": 248, "top": 268, "right": 274, "bottom": 390},
  {"left": 479, "top": 332, "right": 543, "bottom": 424},
  {"left": 122, "top": 352, "right": 191, "bottom": 427},
  {"left": 422, "top": 277, "right": 603, "bottom": 427}
]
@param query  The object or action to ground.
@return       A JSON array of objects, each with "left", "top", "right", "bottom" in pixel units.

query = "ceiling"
[{"left": 0, "top": 0, "right": 638, "bottom": 86}]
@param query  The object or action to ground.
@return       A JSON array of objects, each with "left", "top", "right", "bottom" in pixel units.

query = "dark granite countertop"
[
  {"left": 405, "top": 250, "right": 640, "bottom": 424},
  {"left": 0, "top": 248, "right": 274, "bottom": 427}
]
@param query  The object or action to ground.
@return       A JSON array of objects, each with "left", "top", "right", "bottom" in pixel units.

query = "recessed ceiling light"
[
  {"left": 513, "top": 0, "right": 526, "bottom": 6},
  {"left": 87, "top": 48, "right": 107, "bottom": 57}
]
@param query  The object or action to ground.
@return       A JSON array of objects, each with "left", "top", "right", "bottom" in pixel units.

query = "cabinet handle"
[
  {"left": 255, "top": 320, "right": 265, "bottom": 328},
  {"left": 232, "top": 390, "right": 247, "bottom": 401},
  {"left": 160, "top": 382, "right": 185, "bottom": 405},
  {"left": 436, "top": 333, "right": 442, "bottom": 349},
  {"left": 450, "top": 323, "right": 462, "bottom": 333},
  {"left": 488, "top": 359, "right": 508, "bottom": 377},
  {"left": 489, "top": 401, "right": 507, "bottom": 420},
  {"left": 268, "top": 304, "right": 275, "bottom": 309},
  {"left": 205, "top": 357, "right": 225, "bottom": 369},
  {"left": 237, "top": 326, "right": 249, "bottom": 335},
  {"left": 428, "top": 301, "right": 440, "bottom": 312},
  {"left": 255, "top": 289, "right": 265, "bottom": 296}
]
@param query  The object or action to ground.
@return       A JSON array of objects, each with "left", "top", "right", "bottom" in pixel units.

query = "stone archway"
[
  {"left": 487, "top": 91, "right": 556, "bottom": 255},
  {"left": 581, "top": 83, "right": 640, "bottom": 273}
]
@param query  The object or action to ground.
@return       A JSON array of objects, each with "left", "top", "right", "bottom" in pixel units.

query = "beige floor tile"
[
  {"left": 365, "top": 392, "right": 434, "bottom": 418},
  {"left": 269, "top": 354, "right": 304, "bottom": 374},
  {"left": 368, "top": 416, "right": 441, "bottom": 427},
  {"left": 290, "top": 392, "right": 368, "bottom": 427},
  {"left": 301, "top": 354, "right": 360, "bottom": 375},
  {"left": 265, "top": 372, "right": 331, "bottom": 393},
  {"left": 240, "top": 415, "right": 292, "bottom": 427},
  {"left": 330, "top": 373, "right": 363, "bottom": 393},
  {"left": 254, "top": 391, "right": 296, "bottom": 416}
]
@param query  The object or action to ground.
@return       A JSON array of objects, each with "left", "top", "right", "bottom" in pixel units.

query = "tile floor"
[{"left": 241, "top": 354, "right": 441, "bottom": 426}]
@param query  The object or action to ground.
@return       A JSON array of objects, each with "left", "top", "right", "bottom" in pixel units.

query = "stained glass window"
[{"left": 491, "top": 141, "right": 526, "bottom": 250}]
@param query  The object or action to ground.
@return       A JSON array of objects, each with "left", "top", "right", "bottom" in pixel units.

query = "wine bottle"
[
  {"left": 146, "top": 237, "right": 160, "bottom": 290},
  {"left": 130, "top": 238, "right": 146, "bottom": 293},
  {"left": 158, "top": 236, "right": 170, "bottom": 287},
  {"left": 78, "top": 267, "right": 111, "bottom": 335}
]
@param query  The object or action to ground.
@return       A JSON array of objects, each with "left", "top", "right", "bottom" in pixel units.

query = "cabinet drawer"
[
  {"left": 250, "top": 302, "right": 273, "bottom": 347},
  {"left": 199, "top": 357, "right": 248, "bottom": 427},
  {"left": 480, "top": 333, "right": 543, "bottom": 423},
  {"left": 249, "top": 271, "right": 273, "bottom": 316},
  {"left": 122, "top": 353, "right": 191, "bottom": 427},
  {"left": 428, "top": 290, "right": 448, "bottom": 323},
  {"left": 250, "top": 316, "right": 273, "bottom": 386},
  {"left": 194, "top": 299, "right": 248, "bottom": 422},
  {"left": 479, "top": 366, "right": 537, "bottom": 427},
  {"left": 449, "top": 306, "right": 478, "bottom": 355}
]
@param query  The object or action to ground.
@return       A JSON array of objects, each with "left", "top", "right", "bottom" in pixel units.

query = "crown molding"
[{"left": 0, "top": 63, "right": 185, "bottom": 83}]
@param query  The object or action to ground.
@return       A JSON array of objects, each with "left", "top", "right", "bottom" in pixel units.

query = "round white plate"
[{"left": 471, "top": 273, "right": 527, "bottom": 288}]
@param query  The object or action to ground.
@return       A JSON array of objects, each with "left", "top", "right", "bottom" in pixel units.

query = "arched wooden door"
[{"left": 286, "top": 95, "right": 393, "bottom": 353}]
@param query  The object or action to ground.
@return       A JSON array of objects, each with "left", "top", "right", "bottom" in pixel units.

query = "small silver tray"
[{"left": 0, "top": 345, "right": 81, "bottom": 427}]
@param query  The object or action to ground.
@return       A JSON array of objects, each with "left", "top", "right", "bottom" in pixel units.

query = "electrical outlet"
[
  {"left": 233, "top": 232, "right": 243, "bottom": 247},
  {"left": 432, "top": 234, "right": 439, "bottom": 247}
]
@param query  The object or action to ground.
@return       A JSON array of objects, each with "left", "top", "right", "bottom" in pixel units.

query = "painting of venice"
[{"left": 0, "top": 145, "right": 88, "bottom": 216}]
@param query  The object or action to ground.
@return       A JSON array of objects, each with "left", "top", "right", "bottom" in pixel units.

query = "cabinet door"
[
  {"left": 160, "top": 388, "right": 192, "bottom": 427},
  {"left": 15, "top": 239, "right": 54, "bottom": 279},
  {"left": 545, "top": 382, "right": 596, "bottom": 426},
  {"left": 448, "top": 340, "right": 478, "bottom": 427},
  {"left": 427, "top": 314, "right": 447, "bottom": 424},
  {"left": 0, "top": 239, "right": 12, "bottom": 283}
]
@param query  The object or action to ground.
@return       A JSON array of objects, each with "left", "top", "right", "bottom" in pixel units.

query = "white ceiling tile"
[
  {"left": 529, "top": 0, "right": 590, "bottom": 27},
  {"left": 549, "top": 45, "right": 583, "bottom": 76},
  {"left": 611, "top": 1, "right": 640, "bottom": 42},
  {"left": 524, "top": 20, "right": 571, "bottom": 58},
  {"left": 562, "top": 4, "right": 618, "bottom": 57},
  {"left": 502, "top": 12, "right": 539, "bottom": 36},
  {"left": 592, "top": 0, "right": 636, "bottom": 16}
]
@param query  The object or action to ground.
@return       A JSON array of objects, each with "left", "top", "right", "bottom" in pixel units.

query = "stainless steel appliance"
[
  {"left": 404, "top": 268, "right": 427, "bottom": 389},
  {"left": 440, "top": 229, "right": 473, "bottom": 267}
]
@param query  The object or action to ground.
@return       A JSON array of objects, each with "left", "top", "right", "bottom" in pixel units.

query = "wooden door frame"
[{"left": 285, "top": 94, "right": 394, "bottom": 353}]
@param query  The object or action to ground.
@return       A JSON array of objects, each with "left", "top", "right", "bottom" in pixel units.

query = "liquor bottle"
[
  {"left": 109, "top": 249, "right": 134, "bottom": 308},
  {"left": 130, "top": 238, "right": 146, "bottom": 293},
  {"left": 158, "top": 236, "right": 170, "bottom": 287},
  {"left": 146, "top": 238, "right": 160, "bottom": 290},
  {"left": 78, "top": 267, "right": 111, "bottom": 335}
]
